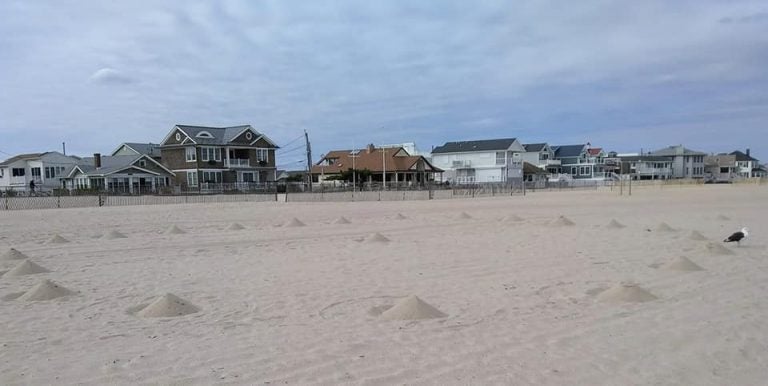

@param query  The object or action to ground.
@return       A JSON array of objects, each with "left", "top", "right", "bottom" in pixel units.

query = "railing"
[
  {"left": 452, "top": 160, "right": 472, "bottom": 168},
  {"left": 539, "top": 159, "right": 560, "bottom": 166},
  {"left": 633, "top": 167, "right": 672, "bottom": 174},
  {"left": 225, "top": 158, "right": 250, "bottom": 167}
]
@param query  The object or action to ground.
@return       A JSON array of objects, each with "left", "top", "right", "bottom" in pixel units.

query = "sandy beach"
[{"left": 1, "top": 185, "right": 767, "bottom": 385}]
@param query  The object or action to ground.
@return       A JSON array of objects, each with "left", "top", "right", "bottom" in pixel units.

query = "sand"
[
  {"left": 17, "top": 280, "right": 74, "bottom": 301},
  {"left": 664, "top": 256, "right": 705, "bottom": 272},
  {"left": 46, "top": 234, "right": 70, "bottom": 244},
  {"left": 102, "top": 230, "right": 128, "bottom": 240},
  {"left": 596, "top": 283, "right": 658, "bottom": 303},
  {"left": 4, "top": 260, "right": 50, "bottom": 277},
  {"left": 606, "top": 219, "right": 626, "bottom": 229},
  {"left": 136, "top": 293, "right": 200, "bottom": 318},
  {"left": 227, "top": 223, "right": 246, "bottom": 231},
  {"left": 364, "top": 232, "right": 391, "bottom": 243},
  {"left": 333, "top": 216, "right": 351, "bottom": 224},
  {"left": 2, "top": 248, "right": 28, "bottom": 260},
  {"left": 165, "top": 224, "right": 186, "bottom": 234},
  {"left": 1, "top": 185, "right": 767, "bottom": 384},
  {"left": 394, "top": 213, "right": 408, "bottom": 220},
  {"left": 379, "top": 295, "right": 447, "bottom": 320},
  {"left": 688, "top": 230, "right": 709, "bottom": 241},
  {"left": 458, "top": 211, "right": 473, "bottom": 219},
  {"left": 551, "top": 215, "right": 575, "bottom": 226},
  {"left": 501, "top": 214, "right": 525, "bottom": 222},
  {"left": 704, "top": 242, "right": 735, "bottom": 255},
  {"left": 284, "top": 217, "right": 306, "bottom": 227},
  {"left": 656, "top": 222, "right": 676, "bottom": 232}
]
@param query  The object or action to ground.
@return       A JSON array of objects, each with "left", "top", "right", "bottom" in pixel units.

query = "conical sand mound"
[
  {"left": 597, "top": 283, "right": 658, "bottom": 303},
  {"left": 688, "top": 230, "right": 709, "bottom": 241},
  {"left": 656, "top": 222, "right": 676, "bottom": 232},
  {"left": 716, "top": 214, "right": 731, "bottom": 221},
  {"left": 606, "top": 219, "right": 626, "bottom": 229},
  {"left": 136, "top": 293, "right": 199, "bottom": 318},
  {"left": 458, "top": 212, "right": 473, "bottom": 220},
  {"left": 102, "top": 230, "right": 127, "bottom": 240},
  {"left": 501, "top": 214, "right": 524, "bottom": 223},
  {"left": 704, "top": 242, "right": 734, "bottom": 256},
  {"left": 394, "top": 213, "right": 407, "bottom": 220},
  {"left": 47, "top": 234, "right": 69, "bottom": 244},
  {"left": 284, "top": 218, "right": 306, "bottom": 227},
  {"left": 5, "top": 260, "right": 50, "bottom": 277},
  {"left": 227, "top": 223, "right": 245, "bottom": 231},
  {"left": 380, "top": 295, "right": 447, "bottom": 320},
  {"left": 18, "top": 280, "right": 74, "bottom": 301},
  {"left": 365, "top": 233, "right": 390, "bottom": 243},
  {"left": 2, "top": 248, "right": 28, "bottom": 260},
  {"left": 166, "top": 225, "right": 186, "bottom": 234},
  {"left": 664, "top": 256, "right": 704, "bottom": 272},
  {"left": 334, "top": 216, "right": 351, "bottom": 225},
  {"left": 551, "top": 216, "right": 575, "bottom": 226}
]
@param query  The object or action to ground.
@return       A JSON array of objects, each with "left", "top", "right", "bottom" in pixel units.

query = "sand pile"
[
  {"left": 656, "top": 222, "right": 676, "bottom": 232},
  {"left": 227, "top": 223, "right": 245, "bottom": 231},
  {"left": 284, "top": 218, "right": 306, "bottom": 227},
  {"left": 664, "top": 256, "right": 704, "bottom": 272},
  {"left": 704, "top": 242, "right": 734, "bottom": 256},
  {"left": 597, "top": 283, "right": 658, "bottom": 303},
  {"left": 2, "top": 248, "right": 28, "bottom": 260},
  {"left": 458, "top": 212, "right": 473, "bottom": 220},
  {"left": 47, "top": 235, "right": 69, "bottom": 244},
  {"left": 717, "top": 214, "right": 731, "bottom": 221},
  {"left": 136, "top": 293, "right": 199, "bottom": 318},
  {"left": 501, "top": 214, "right": 524, "bottom": 223},
  {"left": 166, "top": 225, "right": 186, "bottom": 234},
  {"left": 334, "top": 217, "right": 351, "bottom": 225},
  {"left": 102, "top": 230, "right": 127, "bottom": 240},
  {"left": 688, "top": 230, "right": 709, "bottom": 241},
  {"left": 380, "top": 295, "right": 447, "bottom": 320},
  {"left": 551, "top": 216, "right": 575, "bottom": 226},
  {"left": 365, "top": 233, "right": 391, "bottom": 243},
  {"left": 394, "top": 213, "right": 408, "bottom": 220},
  {"left": 4, "top": 260, "right": 50, "bottom": 277},
  {"left": 18, "top": 280, "right": 74, "bottom": 301},
  {"left": 606, "top": 219, "right": 626, "bottom": 229}
]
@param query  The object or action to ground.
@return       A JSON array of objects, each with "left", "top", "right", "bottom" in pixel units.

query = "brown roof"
[{"left": 311, "top": 146, "right": 442, "bottom": 174}]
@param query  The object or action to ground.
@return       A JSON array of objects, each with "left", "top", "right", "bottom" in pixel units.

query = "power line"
[{"left": 278, "top": 134, "right": 304, "bottom": 149}]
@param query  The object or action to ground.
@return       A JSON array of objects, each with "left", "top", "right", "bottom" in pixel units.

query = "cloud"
[
  {"left": 88, "top": 68, "right": 134, "bottom": 84},
  {"left": 720, "top": 11, "right": 768, "bottom": 24}
]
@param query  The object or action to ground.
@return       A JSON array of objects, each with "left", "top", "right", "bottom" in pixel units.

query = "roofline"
[
  {"left": 160, "top": 125, "right": 197, "bottom": 146},
  {"left": 137, "top": 154, "right": 176, "bottom": 176}
]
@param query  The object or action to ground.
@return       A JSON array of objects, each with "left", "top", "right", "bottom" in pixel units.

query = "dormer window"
[
  {"left": 196, "top": 131, "right": 214, "bottom": 139},
  {"left": 245, "top": 131, "right": 253, "bottom": 140}
]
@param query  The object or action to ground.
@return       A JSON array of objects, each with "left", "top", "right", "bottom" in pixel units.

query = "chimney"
[
  {"left": 94, "top": 153, "right": 102, "bottom": 168},
  {"left": 366, "top": 144, "right": 375, "bottom": 154},
  {"left": 746, "top": 148, "right": 750, "bottom": 157}
]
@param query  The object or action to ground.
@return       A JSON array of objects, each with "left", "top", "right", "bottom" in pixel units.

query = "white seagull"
[{"left": 723, "top": 227, "right": 749, "bottom": 246}]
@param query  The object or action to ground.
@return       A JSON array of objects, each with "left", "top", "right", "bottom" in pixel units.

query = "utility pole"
[
  {"left": 351, "top": 142, "right": 357, "bottom": 196},
  {"left": 380, "top": 147, "right": 387, "bottom": 189},
  {"left": 304, "top": 130, "right": 313, "bottom": 192}
]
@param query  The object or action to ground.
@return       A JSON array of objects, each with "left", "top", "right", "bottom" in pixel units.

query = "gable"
[
  {"left": 113, "top": 145, "right": 140, "bottom": 156},
  {"left": 161, "top": 127, "right": 194, "bottom": 146},
  {"left": 229, "top": 127, "right": 259, "bottom": 144}
]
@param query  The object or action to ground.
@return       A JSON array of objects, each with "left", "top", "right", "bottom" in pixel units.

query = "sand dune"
[
  {"left": 551, "top": 215, "right": 575, "bottom": 226},
  {"left": 18, "top": 280, "right": 74, "bottom": 301},
  {"left": 102, "top": 230, "right": 127, "bottom": 240},
  {"left": 166, "top": 224, "right": 186, "bottom": 234},
  {"left": 597, "top": 283, "right": 658, "bottom": 303},
  {"left": 606, "top": 219, "right": 626, "bottom": 229},
  {"left": 136, "top": 293, "right": 199, "bottom": 318},
  {"left": 4, "top": 260, "right": 50, "bottom": 277},
  {"left": 664, "top": 256, "right": 704, "bottom": 272},
  {"left": 2, "top": 248, "right": 28, "bottom": 260},
  {"left": 227, "top": 223, "right": 246, "bottom": 231},
  {"left": 688, "top": 230, "right": 709, "bottom": 241},
  {"left": 380, "top": 295, "right": 447, "bottom": 320},
  {"left": 656, "top": 222, "right": 676, "bottom": 232},
  {"left": 333, "top": 216, "right": 351, "bottom": 224},
  {"left": 46, "top": 234, "right": 69, "bottom": 244},
  {"left": 284, "top": 217, "right": 306, "bottom": 227}
]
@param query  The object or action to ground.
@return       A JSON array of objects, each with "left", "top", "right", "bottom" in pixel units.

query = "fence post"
[{"left": 57, "top": 194, "right": 61, "bottom": 208}]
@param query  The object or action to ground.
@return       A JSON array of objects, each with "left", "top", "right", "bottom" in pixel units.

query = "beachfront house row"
[
  {"left": 159, "top": 124, "right": 278, "bottom": 188},
  {"left": 0, "top": 151, "right": 80, "bottom": 192},
  {"left": 429, "top": 138, "right": 525, "bottom": 184},
  {"left": 311, "top": 144, "right": 442, "bottom": 185},
  {"left": 649, "top": 145, "right": 706, "bottom": 179},
  {"left": 62, "top": 153, "right": 174, "bottom": 193},
  {"left": 521, "top": 143, "right": 561, "bottom": 175},
  {"left": 730, "top": 150, "right": 764, "bottom": 178},
  {"left": 551, "top": 144, "right": 607, "bottom": 180}
]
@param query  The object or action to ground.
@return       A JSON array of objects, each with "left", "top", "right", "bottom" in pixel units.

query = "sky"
[{"left": 1, "top": 0, "right": 767, "bottom": 168}]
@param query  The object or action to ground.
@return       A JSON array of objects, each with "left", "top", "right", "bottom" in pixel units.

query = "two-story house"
[
  {"left": 617, "top": 155, "right": 675, "bottom": 180},
  {"left": 430, "top": 138, "right": 525, "bottom": 184},
  {"left": 704, "top": 154, "right": 736, "bottom": 183},
  {"left": 552, "top": 144, "right": 607, "bottom": 179},
  {"left": 0, "top": 151, "right": 80, "bottom": 192},
  {"left": 730, "top": 150, "right": 762, "bottom": 178},
  {"left": 159, "top": 124, "right": 278, "bottom": 188},
  {"left": 649, "top": 145, "right": 706, "bottom": 179},
  {"left": 521, "top": 143, "right": 561, "bottom": 175}
]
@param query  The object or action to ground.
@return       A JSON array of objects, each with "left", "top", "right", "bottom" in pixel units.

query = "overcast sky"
[{"left": 1, "top": 1, "right": 767, "bottom": 167}]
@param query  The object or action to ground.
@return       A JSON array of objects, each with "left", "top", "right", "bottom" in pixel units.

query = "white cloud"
[{"left": 88, "top": 68, "right": 134, "bottom": 84}]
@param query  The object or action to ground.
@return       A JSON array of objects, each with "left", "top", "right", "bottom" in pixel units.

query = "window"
[
  {"left": 12, "top": 168, "right": 25, "bottom": 177},
  {"left": 202, "top": 171, "right": 222, "bottom": 183},
  {"left": 175, "top": 133, "right": 181, "bottom": 141},
  {"left": 45, "top": 167, "right": 53, "bottom": 179},
  {"left": 495, "top": 151, "right": 506, "bottom": 165},
  {"left": 201, "top": 147, "right": 222, "bottom": 162},
  {"left": 242, "top": 172, "right": 255, "bottom": 182},
  {"left": 0, "top": 169, "right": 4, "bottom": 178},
  {"left": 31, "top": 168, "right": 41, "bottom": 178},
  {"left": 186, "top": 147, "right": 197, "bottom": 162},
  {"left": 245, "top": 131, "right": 253, "bottom": 140},
  {"left": 256, "top": 149, "right": 269, "bottom": 162},
  {"left": 186, "top": 171, "right": 198, "bottom": 186},
  {"left": 195, "top": 131, "right": 214, "bottom": 139}
]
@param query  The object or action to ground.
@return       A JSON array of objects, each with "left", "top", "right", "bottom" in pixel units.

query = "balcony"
[
  {"left": 452, "top": 160, "right": 472, "bottom": 168},
  {"left": 539, "top": 159, "right": 561, "bottom": 166},
  {"left": 225, "top": 158, "right": 250, "bottom": 168},
  {"left": 633, "top": 167, "right": 672, "bottom": 175}
]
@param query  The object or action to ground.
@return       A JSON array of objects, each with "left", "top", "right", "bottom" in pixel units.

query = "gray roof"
[
  {"left": 650, "top": 145, "right": 706, "bottom": 156},
  {"left": 175, "top": 125, "right": 253, "bottom": 145},
  {"left": 618, "top": 155, "right": 672, "bottom": 162},
  {"left": 123, "top": 143, "right": 161, "bottom": 157},
  {"left": 0, "top": 153, "right": 44, "bottom": 166},
  {"left": 552, "top": 144, "right": 586, "bottom": 158},
  {"left": 523, "top": 143, "right": 547, "bottom": 152},
  {"left": 65, "top": 155, "right": 168, "bottom": 177},
  {"left": 431, "top": 138, "right": 518, "bottom": 154},
  {"left": 730, "top": 150, "right": 757, "bottom": 162}
]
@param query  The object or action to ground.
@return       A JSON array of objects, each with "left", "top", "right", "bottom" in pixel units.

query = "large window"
[
  {"left": 30, "top": 168, "right": 41, "bottom": 178},
  {"left": 495, "top": 151, "right": 505, "bottom": 165},
  {"left": 201, "top": 147, "right": 222, "bottom": 162},
  {"left": 256, "top": 149, "right": 269, "bottom": 162},
  {"left": 186, "top": 171, "right": 198, "bottom": 186},
  {"left": 12, "top": 168, "right": 25, "bottom": 177},
  {"left": 186, "top": 147, "right": 197, "bottom": 162},
  {"left": 201, "top": 171, "right": 222, "bottom": 183}
]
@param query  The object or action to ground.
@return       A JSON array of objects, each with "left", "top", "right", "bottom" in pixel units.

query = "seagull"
[{"left": 723, "top": 227, "right": 749, "bottom": 246}]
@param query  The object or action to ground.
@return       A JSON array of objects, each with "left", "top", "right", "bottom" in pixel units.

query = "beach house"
[
  {"left": 0, "top": 151, "right": 80, "bottom": 192},
  {"left": 551, "top": 144, "right": 607, "bottom": 179},
  {"left": 430, "top": 138, "right": 525, "bottom": 184},
  {"left": 521, "top": 143, "right": 560, "bottom": 175},
  {"left": 649, "top": 145, "right": 706, "bottom": 179},
  {"left": 159, "top": 124, "right": 278, "bottom": 188},
  {"left": 62, "top": 153, "right": 175, "bottom": 193},
  {"left": 730, "top": 150, "right": 763, "bottom": 178}
]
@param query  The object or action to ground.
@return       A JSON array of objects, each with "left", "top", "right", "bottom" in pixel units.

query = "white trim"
[
  {"left": 110, "top": 143, "right": 139, "bottom": 156},
  {"left": 160, "top": 126, "right": 196, "bottom": 146},
  {"left": 135, "top": 155, "right": 176, "bottom": 176},
  {"left": 196, "top": 131, "right": 214, "bottom": 138},
  {"left": 185, "top": 146, "right": 197, "bottom": 162},
  {"left": 229, "top": 126, "right": 255, "bottom": 143},
  {"left": 105, "top": 165, "right": 162, "bottom": 176}
]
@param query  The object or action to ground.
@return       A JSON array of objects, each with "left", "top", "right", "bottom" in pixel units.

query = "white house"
[
  {"left": 521, "top": 143, "right": 560, "bottom": 174},
  {"left": 0, "top": 151, "right": 80, "bottom": 192},
  {"left": 730, "top": 150, "right": 762, "bottom": 178},
  {"left": 649, "top": 145, "right": 706, "bottom": 179},
  {"left": 430, "top": 138, "right": 525, "bottom": 183}
]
